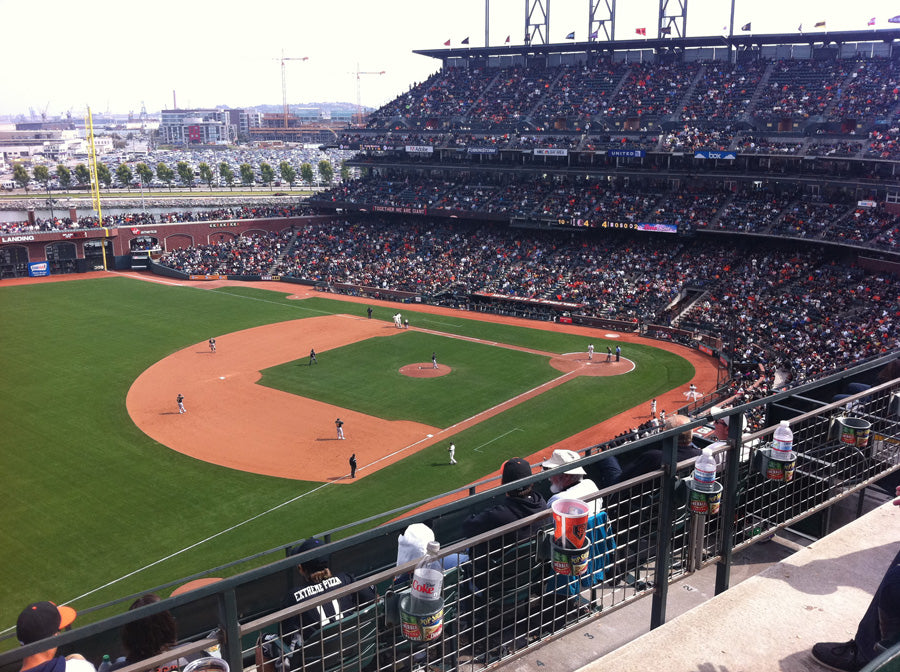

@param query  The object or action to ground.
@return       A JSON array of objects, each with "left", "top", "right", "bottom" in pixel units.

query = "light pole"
[
  {"left": 46, "top": 187, "right": 56, "bottom": 221},
  {"left": 139, "top": 174, "right": 145, "bottom": 211}
]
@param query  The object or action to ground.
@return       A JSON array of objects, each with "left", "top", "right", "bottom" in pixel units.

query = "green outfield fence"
[{"left": 2, "top": 353, "right": 899, "bottom": 672}]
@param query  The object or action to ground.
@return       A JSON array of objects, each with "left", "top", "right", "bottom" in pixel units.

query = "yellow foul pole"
[{"left": 85, "top": 106, "right": 108, "bottom": 270}]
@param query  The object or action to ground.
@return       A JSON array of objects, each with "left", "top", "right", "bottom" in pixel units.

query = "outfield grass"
[{"left": 0, "top": 277, "right": 692, "bottom": 632}]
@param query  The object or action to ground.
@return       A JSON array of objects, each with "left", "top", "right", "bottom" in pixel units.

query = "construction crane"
[
  {"left": 353, "top": 64, "right": 385, "bottom": 128},
  {"left": 275, "top": 50, "right": 308, "bottom": 129}
]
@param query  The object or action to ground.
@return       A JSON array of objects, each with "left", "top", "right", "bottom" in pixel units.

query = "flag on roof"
[
  {"left": 814, "top": 21, "right": 826, "bottom": 28},
  {"left": 660, "top": 26, "right": 672, "bottom": 35},
  {"left": 635, "top": 27, "right": 646, "bottom": 36},
  {"left": 565, "top": 31, "right": 575, "bottom": 39},
  {"left": 868, "top": 17, "right": 876, "bottom": 26},
  {"left": 505, "top": 35, "right": 511, "bottom": 43},
  {"left": 889, "top": 15, "right": 900, "bottom": 23},
  {"left": 443, "top": 39, "right": 451, "bottom": 46},
  {"left": 798, "top": 23, "right": 803, "bottom": 31},
  {"left": 589, "top": 30, "right": 598, "bottom": 39},
  {"left": 741, "top": 22, "right": 751, "bottom": 31},
  {"left": 461, "top": 37, "right": 469, "bottom": 45}
]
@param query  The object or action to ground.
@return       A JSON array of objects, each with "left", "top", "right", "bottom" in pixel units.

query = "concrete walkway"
[{"left": 578, "top": 498, "right": 899, "bottom": 672}]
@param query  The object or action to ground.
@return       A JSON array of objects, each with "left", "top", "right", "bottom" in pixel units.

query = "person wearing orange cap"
[{"left": 16, "top": 601, "right": 95, "bottom": 672}]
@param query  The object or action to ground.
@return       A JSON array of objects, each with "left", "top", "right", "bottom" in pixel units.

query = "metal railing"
[{"left": 3, "top": 356, "right": 899, "bottom": 672}]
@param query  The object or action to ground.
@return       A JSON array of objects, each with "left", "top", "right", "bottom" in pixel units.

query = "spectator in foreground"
[
  {"left": 17, "top": 601, "right": 95, "bottom": 672},
  {"left": 462, "top": 458, "right": 546, "bottom": 541},
  {"left": 810, "top": 486, "right": 900, "bottom": 671},
  {"left": 541, "top": 449, "right": 601, "bottom": 510},
  {"left": 618, "top": 413, "right": 702, "bottom": 481},
  {"left": 281, "top": 538, "right": 376, "bottom": 648},
  {"left": 110, "top": 594, "right": 190, "bottom": 672}
]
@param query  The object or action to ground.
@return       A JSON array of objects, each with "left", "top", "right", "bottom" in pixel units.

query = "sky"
[{"left": 1, "top": 0, "right": 897, "bottom": 118}]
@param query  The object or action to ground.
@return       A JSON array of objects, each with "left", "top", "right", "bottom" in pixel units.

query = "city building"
[{"left": 159, "top": 108, "right": 234, "bottom": 146}]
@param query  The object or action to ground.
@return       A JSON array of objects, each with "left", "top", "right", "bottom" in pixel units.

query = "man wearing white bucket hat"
[{"left": 541, "top": 449, "right": 601, "bottom": 511}]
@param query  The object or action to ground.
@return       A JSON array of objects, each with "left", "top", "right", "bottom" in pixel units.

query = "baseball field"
[{"left": 0, "top": 272, "right": 710, "bottom": 638}]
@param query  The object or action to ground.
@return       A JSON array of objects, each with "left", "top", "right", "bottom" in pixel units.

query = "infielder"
[
  {"left": 335, "top": 418, "right": 345, "bottom": 440},
  {"left": 309, "top": 348, "right": 318, "bottom": 366},
  {"left": 209, "top": 338, "right": 216, "bottom": 353},
  {"left": 588, "top": 344, "right": 594, "bottom": 360},
  {"left": 176, "top": 393, "right": 186, "bottom": 414},
  {"left": 432, "top": 352, "right": 438, "bottom": 369}
]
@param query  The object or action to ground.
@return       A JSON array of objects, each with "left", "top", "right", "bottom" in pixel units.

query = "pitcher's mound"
[{"left": 400, "top": 364, "right": 452, "bottom": 378}]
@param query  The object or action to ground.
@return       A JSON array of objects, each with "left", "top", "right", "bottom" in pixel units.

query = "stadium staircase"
[
  {"left": 822, "top": 66, "right": 869, "bottom": 120},
  {"left": 668, "top": 288, "right": 710, "bottom": 328},
  {"left": 523, "top": 67, "right": 569, "bottom": 124},
  {"left": 669, "top": 63, "right": 708, "bottom": 124},
  {"left": 462, "top": 69, "right": 505, "bottom": 127},
  {"left": 268, "top": 227, "right": 300, "bottom": 275},
  {"left": 740, "top": 59, "right": 777, "bottom": 122}
]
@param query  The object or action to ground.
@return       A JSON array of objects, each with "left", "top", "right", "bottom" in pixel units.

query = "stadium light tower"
[
  {"left": 353, "top": 64, "right": 385, "bottom": 128},
  {"left": 659, "top": 0, "right": 688, "bottom": 39},
  {"left": 275, "top": 50, "right": 309, "bottom": 129},
  {"left": 589, "top": 0, "right": 616, "bottom": 42},
  {"left": 525, "top": 0, "right": 550, "bottom": 45}
]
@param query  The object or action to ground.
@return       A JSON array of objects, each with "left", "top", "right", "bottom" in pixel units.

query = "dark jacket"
[
  {"left": 462, "top": 490, "right": 547, "bottom": 539},
  {"left": 463, "top": 490, "right": 548, "bottom": 591}
]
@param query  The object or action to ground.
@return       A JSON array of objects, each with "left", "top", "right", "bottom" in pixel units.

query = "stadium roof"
[{"left": 413, "top": 28, "right": 900, "bottom": 61}]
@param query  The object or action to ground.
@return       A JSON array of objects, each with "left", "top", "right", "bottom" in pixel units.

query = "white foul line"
[{"left": 473, "top": 427, "right": 524, "bottom": 452}]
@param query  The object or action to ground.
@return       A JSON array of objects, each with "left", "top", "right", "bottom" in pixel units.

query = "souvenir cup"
[{"left": 551, "top": 498, "right": 590, "bottom": 549}]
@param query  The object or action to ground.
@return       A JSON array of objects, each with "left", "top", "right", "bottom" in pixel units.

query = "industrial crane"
[
  {"left": 275, "top": 50, "right": 309, "bottom": 129},
  {"left": 353, "top": 64, "right": 385, "bottom": 128}
]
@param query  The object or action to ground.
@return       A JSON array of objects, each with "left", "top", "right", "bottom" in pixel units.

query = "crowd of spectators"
[
  {"left": 366, "top": 55, "right": 900, "bottom": 134},
  {"left": 159, "top": 231, "right": 293, "bottom": 276},
  {"left": 317, "top": 176, "right": 900, "bottom": 250},
  {"left": 0, "top": 204, "right": 313, "bottom": 235}
]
